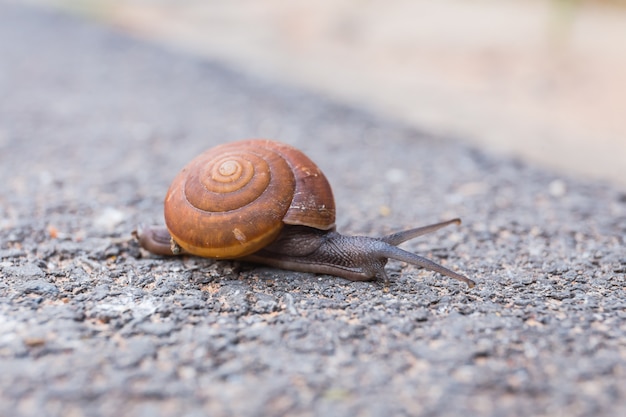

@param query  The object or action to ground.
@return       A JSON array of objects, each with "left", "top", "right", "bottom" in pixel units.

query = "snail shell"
[{"left": 164, "top": 139, "right": 336, "bottom": 258}]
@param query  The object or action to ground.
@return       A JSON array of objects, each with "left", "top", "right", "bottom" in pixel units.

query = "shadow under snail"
[{"left": 136, "top": 139, "right": 475, "bottom": 288}]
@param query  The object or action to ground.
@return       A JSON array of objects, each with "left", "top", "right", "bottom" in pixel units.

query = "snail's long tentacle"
[{"left": 372, "top": 241, "right": 475, "bottom": 288}]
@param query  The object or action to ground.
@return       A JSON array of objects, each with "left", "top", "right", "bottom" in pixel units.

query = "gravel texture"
[{"left": 1, "top": 3, "right": 625, "bottom": 417}]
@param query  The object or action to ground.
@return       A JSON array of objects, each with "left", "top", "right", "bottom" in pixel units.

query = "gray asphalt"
[{"left": 1, "top": 2, "right": 625, "bottom": 417}]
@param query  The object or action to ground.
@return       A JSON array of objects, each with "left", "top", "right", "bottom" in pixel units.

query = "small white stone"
[
  {"left": 385, "top": 168, "right": 406, "bottom": 184},
  {"left": 38, "top": 170, "right": 53, "bottom": 187},
  {"left": 94, "top": 207, "right": 125, "bottom": 231},
  {"left": 548, "top": 179, "right": 566, "bottom": 197},
  {"left": 455, "top": 181, "right": 488, "bottom": 196}
]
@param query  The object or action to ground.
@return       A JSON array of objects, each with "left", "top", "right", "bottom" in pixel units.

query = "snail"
[{"left": 136, "top": 139, "right": 475, "bottom": 288}]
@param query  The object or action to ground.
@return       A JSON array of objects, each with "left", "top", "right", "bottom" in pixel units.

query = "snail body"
[{"left": 137, "top": 139, "right": 475, "bottom": 287}]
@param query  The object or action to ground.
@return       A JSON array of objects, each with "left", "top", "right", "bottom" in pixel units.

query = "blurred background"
[{"left": 24, "top": 0, "right": 626, "bottom": 187}]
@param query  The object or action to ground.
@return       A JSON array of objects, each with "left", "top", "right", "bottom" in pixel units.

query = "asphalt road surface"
[{"left": 1, "top": 3, "right": 625, "bottom": 417}]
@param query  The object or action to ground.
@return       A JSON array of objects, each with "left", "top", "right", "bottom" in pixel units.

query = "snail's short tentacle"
[{"left": 381, "top": 218, "right": 461, "bottom": 245}]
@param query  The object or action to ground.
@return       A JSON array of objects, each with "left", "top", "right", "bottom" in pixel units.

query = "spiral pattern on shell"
[{"left": 164, "top": 139, "right": 336, "bottom": 258}]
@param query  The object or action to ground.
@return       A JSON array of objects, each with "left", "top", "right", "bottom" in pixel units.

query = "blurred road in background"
[{"left": 25, "top": 0, "right": 626, "bottom": 187}]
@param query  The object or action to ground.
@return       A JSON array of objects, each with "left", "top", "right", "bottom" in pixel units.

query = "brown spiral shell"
[{"left": 164, "top": 139, "right": 336, "bottom": 258}]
